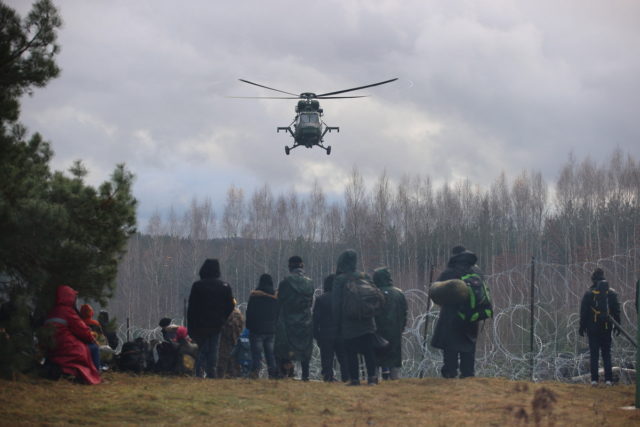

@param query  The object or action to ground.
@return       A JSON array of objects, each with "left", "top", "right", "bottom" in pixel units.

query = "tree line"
[{"left": 110, "top": 150, "right": 640, "bottom": 329}]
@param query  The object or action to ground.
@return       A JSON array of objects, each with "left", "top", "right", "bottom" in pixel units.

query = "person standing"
[
  {"left": 187, "top": 258, "right": 235, "bottom": 378},
  {"left": 217, "top": 306, "right": 244, "bottom": 378},
  {"left": 332, "top": 249, "right": 379, "bottom": 386},
  {"left": 274, "top": 256, "right": 314, "bottom": 380},
  {"left": 431, "top": 246, "right": 483, "bottom": 379},
  {"left": 246, "top": 274, "right": 279, "bottom": 378},
  {"left": 373, "top": 267, "right": 407, "bottom": 380},
  {"left": 313, "top": 274, "right": 349, "bottom": 382},
  {"left": 579, "top": 268, "right": 621, "bottom": 385}
]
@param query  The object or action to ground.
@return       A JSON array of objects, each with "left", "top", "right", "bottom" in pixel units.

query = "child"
[{"left": 231, "top": 328, "right": 252, "bottom": 378}]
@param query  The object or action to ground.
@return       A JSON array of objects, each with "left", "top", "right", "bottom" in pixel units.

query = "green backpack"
[
  {"left": 457, "top": 273, "right": 493, "bottom": 322},
  {"left": 343, "top": 275, "right": 385, "bottom": 320}
]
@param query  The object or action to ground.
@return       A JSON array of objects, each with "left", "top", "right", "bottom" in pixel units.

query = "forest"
[{"left": 109, "top": 150, "right": 639, "bottom": 380}]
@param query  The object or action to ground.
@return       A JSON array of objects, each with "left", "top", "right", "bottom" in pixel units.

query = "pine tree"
[{"left": 0, "top": 0, "right": 137, "bottom": 378}]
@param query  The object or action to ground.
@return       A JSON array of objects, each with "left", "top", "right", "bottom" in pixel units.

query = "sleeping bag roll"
[{"left": 429, "top": 279, "right": 468, "bottom": 305}]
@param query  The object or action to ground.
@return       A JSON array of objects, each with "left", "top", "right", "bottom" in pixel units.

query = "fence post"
[
  {"left": 530, "top": 256, "right": 535, "bottom": 381},
  {"left": 126, "top": 317, "right": 130, "bottom": 343},
  {"left": 636, "top": 279, "right": 640, "bottom": 409}
]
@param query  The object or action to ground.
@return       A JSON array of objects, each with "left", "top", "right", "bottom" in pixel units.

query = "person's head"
[
  {"left": 591, "top": 268, "right": 605, "bottom": 284},
  {"left": 199, "top": 258, "right": 221, "bottom": 279},
  {"left": 288, "top": 255, "right": 303, "bottom": 271},
  {"left": 159, "top": 317, "right": 172, "bottom": 329},
  {"left": 323, "top": 274, "right": 335, "bottom": 293},
  {"left": 79, "top": 304, "right": 94, "bottom": 319},
  {"left": 98, "top": 310, "right": 110, "bottom": 325},
  {"left": 336, "top": 249, "right": 358, "bottom": 274},
  {"left": 373, "top": 267, "right": 393, "bottom": 287},
  {"left": 257, "top": 273, "right": 275, "bottom": 295},
  {"left": 451, "top": 245, "right": 466, "bottom": 256}
]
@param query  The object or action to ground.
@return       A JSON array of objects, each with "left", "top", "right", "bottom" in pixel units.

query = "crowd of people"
[{"left": 40, "top": 246, "right": 625, "bottom": 386}]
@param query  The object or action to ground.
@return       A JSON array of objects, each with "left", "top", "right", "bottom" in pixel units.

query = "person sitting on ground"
[
  {"left": 579, "top": 268, "right": 621, "bottom": 386},
  {"left": 97, "top": 310, "right": 119, "bottom": 350},
  {"left": 159, "top": 317, "right": 179, "bottom": 342},
  {"left": 246, "top": 274, "right": 279, "bottom": 378},
  {"left": 44, "top": 285, "right": 101, "bottom": 384},
  {"left": 79, "top": 303, "right": 104, "bottom": 371}
]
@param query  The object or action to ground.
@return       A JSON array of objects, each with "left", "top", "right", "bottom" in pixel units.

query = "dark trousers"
[
  {"left": 441, "top": 348, "right": 475, "bottom": 378},
  {"left": 195, "top": 332, "right": 221, "bottom": 378},
  {"left": 588, "top": 331, "right": 613, "bottom": 382},
  {"left": 87, "top": 342, "right": 100, "bottom": 370},
  {"left": 249, "top": 332, "right": 276, "bottom": 378},
  {"left": 345, "top": 333, "right": 377, "bottom": 381},
  {"left": 318, "top": 338, "right": 349, "bottom": 381}
]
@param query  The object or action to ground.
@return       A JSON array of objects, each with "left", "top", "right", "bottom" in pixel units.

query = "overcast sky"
[{"left": 9, "top": 0, "right": 640, "bottom": 226}]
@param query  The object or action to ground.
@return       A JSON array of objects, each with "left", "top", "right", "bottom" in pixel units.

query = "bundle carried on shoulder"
[{"left": 429, "top": 279, "right": 468, "bottom": 306}]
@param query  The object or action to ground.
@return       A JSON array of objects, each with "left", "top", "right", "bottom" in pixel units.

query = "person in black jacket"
[
  {"left": 579, "top": 268, "right": 621, "bottom": 385},
  {"left": 245, "top": 274, "right": 279, "bottom": 378},
  {"left": 430, "top": 246, "right": 483, "bottom": 379},
  {"left": 313, "top": 274, "right": 348, "bottom": 382},
  {"left": 187, "top": 258, "right": 235, "bottom": 378}
]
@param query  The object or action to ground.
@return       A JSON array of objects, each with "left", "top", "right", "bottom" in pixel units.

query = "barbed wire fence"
[{"left": 115, "top": 249, "right": 639, "bottom": 382}]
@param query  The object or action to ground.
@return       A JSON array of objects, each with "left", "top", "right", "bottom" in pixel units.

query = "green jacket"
[
  {"left": 274, "top": 268, "right": 314, "bottom": 361},
  {"left": 332, "top": 250, "right": 376, "bottom": 340},
  {"left": 373, "top": 267, "right": 407, "bottom": 368}
]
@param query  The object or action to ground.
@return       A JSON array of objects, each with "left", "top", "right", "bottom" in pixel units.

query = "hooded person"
[
  {"left": 579, "top": 268, "right": 621, "bottom": 385},
  {"left": 430, "top": 245, "right": 483, "bottom": 379},
  {"left": 43, "top": 285, "right": 101, "bottom": 384},
  {"left": 187, "top": 258, "right": 235, "bottom": 378},
  {"left": 373, "top": 267, "right": 407, "bottom": 380},
  {"left": 313, "top": 273, "right": 349, "bottom": 382},
  {"left": 331, "top": 249, "right": 378, "bottom": 385},
  {"left": 246, "top": 273, "right": 279, "bottom": 378},
  {"left": 79, "top": 303, "right": 104, "bottom": 371},
  {"left": 274, "top": 256, "right": 314, "bottom": 380}
]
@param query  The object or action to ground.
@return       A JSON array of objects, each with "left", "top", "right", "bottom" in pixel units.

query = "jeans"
[
  {"left": 318, "top": 337, "right": 349, "bottom": 381},
  {"left": 195, "top": 332, "right": 221, "bottom": 378},
  {"left": 249, "top": 332, "right": 276, "bottom": 378},
  {"left": 87, "top": 342, "right": 100, "bottom": 370},
  {"left": 441, "top": 348, "right": 475, "bottom": 378},
  {"left": 345, "top": 333, "right": 377, "bottom": 382},
  {"left": 588, "top": 331, "right": 613, "bottom": 382}
]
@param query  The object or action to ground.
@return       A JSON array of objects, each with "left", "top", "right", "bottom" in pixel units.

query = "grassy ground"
[{"left": 0, "top": 373, "right": 638, "bottom": 426}]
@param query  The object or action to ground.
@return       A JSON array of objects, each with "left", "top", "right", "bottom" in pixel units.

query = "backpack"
[
  {"left": 590, "top": 280, "right": 610, "bottom": 329},
  {"left": 457, "top": 273, "right": 493, "bottom": 322},
  {"left": 118, "top": 338, "right": 149, "bottom": 373},
  {"left": 154, "top": 341, "right": 179, "bottom": 373},
  {"left": 342, "top": 275, "right": 385, "bottom": 320}
]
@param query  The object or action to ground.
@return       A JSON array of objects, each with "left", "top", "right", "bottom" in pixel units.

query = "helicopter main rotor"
[{"left": 234, "top": 77, "right": 398, "bottom": 100}]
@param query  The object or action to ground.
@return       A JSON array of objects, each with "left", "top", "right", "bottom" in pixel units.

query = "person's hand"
[{"left": 579, "top": 327, "right": 585, "bottom": 337}]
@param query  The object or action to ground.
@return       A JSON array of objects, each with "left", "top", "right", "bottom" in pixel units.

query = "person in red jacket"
[{"left": 44, "top": 285, "right": 101, "bottom": 384}]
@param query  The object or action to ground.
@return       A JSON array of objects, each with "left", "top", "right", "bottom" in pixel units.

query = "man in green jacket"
[
  {"left": 373, "top": 267, "right": 407, "bottom": 380},
  {"left": 274, "top": 256, "right": 314, "bottom": 380}
]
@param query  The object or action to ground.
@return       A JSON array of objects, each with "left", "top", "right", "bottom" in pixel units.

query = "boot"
[
  {"left": 347, "top": 379, "right": 361, "bottom": 386},
  {"left": 367, "top": 376, "right": 378, "bottom": 385}
]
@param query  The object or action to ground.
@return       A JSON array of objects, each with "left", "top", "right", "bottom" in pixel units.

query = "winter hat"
[
  {"left": 159, "top": 317, "right": 172, "bottom": 328},
  {"left": 199, "top": 258, "right": 221, "bottom": 279},
  {"left": 257, "top": 273, "right": 275, "bottom": 295},
  {"left": 452, "top": 245, "right": 466, "bottom": 255},
  {"left": 591, "top": 268, "right": 605, "bottom": 283}
]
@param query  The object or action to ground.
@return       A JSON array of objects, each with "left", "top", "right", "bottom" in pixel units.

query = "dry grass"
[{"left": 0, "top": 373, "right": 638, "bottom": 426}]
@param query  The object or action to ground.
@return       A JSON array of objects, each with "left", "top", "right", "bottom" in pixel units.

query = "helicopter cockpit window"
[{"left": 300, "top": 114, "right": 319, "bottom": 124}]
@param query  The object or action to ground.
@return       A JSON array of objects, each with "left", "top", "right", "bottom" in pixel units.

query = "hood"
[
  {"left": 323, "top": 274, "right": 335, "bottom": 293},
  {"left": 336, "top": 250, "right": 357, "bottom": 274},
  {"left": 257, "top": 273, "right": 275, "bottom": 295},
  {"left": 199, "top": 258, "right": 221, "bottom": 279},
  {"left": 373, "top": 267, "right": 393, "bottom": 288},
  {"left": 176, "top": 326, "right": 189, "bottom": 341},
  {"left": 79, "top": 304, "right": 94, "bottom": 320},
  {"left": 55, "top": 285, "right": 78, "bottom": 307},
  {"left": 447, "top": 250, "right": 478, "bottom": 269}
]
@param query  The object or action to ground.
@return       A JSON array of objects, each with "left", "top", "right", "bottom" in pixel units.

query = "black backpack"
[
  {"left": 457, "top": 273, "right": 493, "bottom": 322},
  {"left": 590, "top": 280, "right": 610, "bottom": 329},
  {"left": 154, "top": 341, "right": 179, "bottom": 373},
  {"left": 342, "top": 275, "right": 385, "bottom": 320},
  {"left": 118, "top": 338, "right": 149, "bottom": 373}
]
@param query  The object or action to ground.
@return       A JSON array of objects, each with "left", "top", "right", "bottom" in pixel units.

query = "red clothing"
[
  {"left": 45, "top": 286, "right": 101, "bottom": 385},
  {"left": 79, "top": 304, "right": 101, "bottom": 329}
]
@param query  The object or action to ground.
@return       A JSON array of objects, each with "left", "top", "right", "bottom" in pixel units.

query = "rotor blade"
[
  {"left": 316, "top": 77, "right": 398, "bottom": 97},
  {"left": 226, "top": 96, "right": 301, "bottom": 99},
  {"left": 316, "top": 95, "right": 369, "bottom": 99},
  {"left": 238, "top": 79, "right": 299, "bottom": 96}
]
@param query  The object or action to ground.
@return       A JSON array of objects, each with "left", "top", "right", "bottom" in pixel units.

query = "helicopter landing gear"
[
  {"left": 326, "top": 146, "right": 331, "bottom": 155},
  {"left": 285, "top": 146, "right": 290, "bottom": 155}
]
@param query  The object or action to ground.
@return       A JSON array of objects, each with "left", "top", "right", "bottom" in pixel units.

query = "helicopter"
[{"left": 231, "top": 78, "right": 398, "bottom": 155}]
